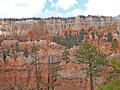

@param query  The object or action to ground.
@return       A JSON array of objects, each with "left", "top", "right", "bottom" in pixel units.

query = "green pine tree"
[
  {"left": 99, "top": 58, "right": 120, "bottom": 90},
  {"left": 107, "top": 32, "right": 112, "bottom": 42},
  {"left": 2, "top": 50, "right": 7, "bottom": 63},
  {"left": 99, "top": 78, "right": 120, "bottom": 90},
  {"left": 31, "top": 45, "right": 40, "bottom": 90},
  {"left": 0, "top": 39, "right": 2, "bottom": 46},
  {"left": 75, "top": 41, "right": 108, "bottom": 90},
  {"left": 61, "top": 49, "right": 71, "bottom": 64},
  {"left": 111, "top": 38, "right": 118, "bottom": 54},
  {"left": 24, "top": 47, "right": 29, "bottom": 58},
  {"left": 78, "top": 31, "right": 84, "bottom": 43},
  {"left": 2, "top": 47, "right": 8, "bottom": 63},
  {"left": 15, "top": 42, "right": 19, "bottom": 52},
  {"left": 107, "top": 58, "right": 120, "bottom": 81},
  {"left": 91, "top": 32, "right": 95, "bottom": 40}
]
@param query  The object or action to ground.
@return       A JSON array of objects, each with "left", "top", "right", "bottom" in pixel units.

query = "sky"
[{"left": 0, "top": 0, "right": 120, "bottom": 18}]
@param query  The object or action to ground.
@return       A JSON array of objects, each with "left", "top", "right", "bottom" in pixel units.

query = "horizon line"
[{"left": 0, "top": 15, "right": 120, "bottom": 20}]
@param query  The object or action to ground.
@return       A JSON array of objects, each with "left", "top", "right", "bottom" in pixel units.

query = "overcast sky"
[{"left": 0, "top": 0, "right": 120, "bottom": 18}]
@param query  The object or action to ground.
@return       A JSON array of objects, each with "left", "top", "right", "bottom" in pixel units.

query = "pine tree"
[
  {"left": 24, "top": 47, "right": 29, "bottom": 58},
  {"left": 45, "top": 55, "right": 62, "bottom": 90},
  {"left": 99, "top": 78, "right": 120, "bottom": 90},
  {"left": 69, "top": 31, "right": 72, "bottom": 39},
  {"left": 111, "top": 38, "right": 118, "bottom": 54},
  {"left": 99, "top": 58, "right": 120, "bottom": 90},
  {"left": 72, "top": 34, "right": 78, "bottom": 46},
  {"left": 15, "top": 42, "right": 19, "bottom": 52},
  {"left": 78, "top": 31, "right": 84, "bottom": 43},
  {"left": 65, "top": 31, "right": 68, "bottom": 41},
  {"left": 91, "top": 32, "right": 95, "bottom": 40},
  {"left": 0, "top": 39, "right": 2, "bottom": 46},
  {"left": 49, "top": 66, "right": 62, "bottom": 90},
  {"left": 75, "top": 41, "right": 108, "bottom": 90},
  {"left": 31, "top": 45, "right": 40, "bottom": 90},
  {"left": 97, "top": 33, "right": 102, "bottom": 44},
  {"left": 107, "top": 58, "right": 120, "bottom": 80},
  {"left": 1, "top": 47, "right": 9, "bottom": 63},
  {"left": 65, "top": 31, "right": 69, "bottom": 47},
  {"left": 61, "top": 49, "right": 71, "bottom": 64},
  {"left": 107, "top": 32, "right": 112, "bottom": 42},
  {"left": 2, "top": 49, "right": 7, "bottom": 63},
  {"left": 6, "top": 47, "right": 10, "bottom": 56},
  {"left": 98, "top": 34, "right": 101, "bottom": 41}
]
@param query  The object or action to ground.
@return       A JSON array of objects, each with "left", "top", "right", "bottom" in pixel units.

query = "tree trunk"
[
  {"left": 48, "top": 56, "right": 50, "bottom": 90},
  {"left": 90, "top": 72, "right": 93, "bottom": 90},
  {"left": 51, "top": 56, "right": 54, "bottom": 90},
  {"left": 35, "top": 52, "right": 40, "bottom": 90},
  {"left": 89, "top": 57, "right": 94, "bottom": 90},
  {"left": 19, "top": 70, "right": 22, "bottom": 90},
  {"left": 115, "top": 49, "right": 117, "bottom": 54}
]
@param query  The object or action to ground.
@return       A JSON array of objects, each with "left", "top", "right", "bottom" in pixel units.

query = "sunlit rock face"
[
  {"left": 0, "top": 15, "right": 119, "bottom": 90},
  {"left": 0, "top": 15, "right": 119, "bottom": 36},
  {"left": 0, "top": 47, "right": 104, "bottom": 90}
]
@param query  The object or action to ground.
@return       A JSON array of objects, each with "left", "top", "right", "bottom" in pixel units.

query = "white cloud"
[
  {"left": 66, "top": 9, "right": 83, "bottom": 17},
  {"left": 72, "top": 9, "right": 83, "bottom": 16},
  {"left": 56, "top": 0, "right": 77, "bottom": 10},
  {"left": 0, "top": 0, "right": 46, "bottom": 18},
  {"left": 48, "top": 0, "right": 56, "bottom": 7},
  {"left": 51, "top": 3, "right": 56, "bottom": 7},
  {"left": 1, "top": 0, "right": 120, "bottom": 18},
  {"left": 48, "top": 0, "right": 53, "bottom": 3},
  {"left": 44, "top": 9, "right": 63, "bottom": 17},
  {"left": 84, "top": 0, "right": 120, "bottom": 16}
]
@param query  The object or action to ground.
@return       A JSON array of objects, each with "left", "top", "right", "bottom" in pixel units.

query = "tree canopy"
[
  {"left": 111, "top": 38, "right": 118, "bottom": 53},
  {"left": 75, "top": 41, "right": 108, "bottom": 90}
]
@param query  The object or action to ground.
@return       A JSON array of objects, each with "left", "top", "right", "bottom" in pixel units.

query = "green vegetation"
[
  {"left": 108, "top": 58, "right": 120, "bottom": 80},
  {"left": 0, "top": 40, "right": 2, "bottom": 46},
  {"left": 61, "top": 49, "right": 71, "bottom": 64},
  {"left": 45, "top": 53, "right": 63, "bottom": 90},
  {"left": 2, "top": 46, "right": 10, "bottom": 63},
  {"left": 107, "top": 32, "right": 112, "bottom": 42},
  {"left": 24, "top": 47, "right": 29, "bottom": 58},
  {"left": 75, "top": 41, "right": 108, "bottom": 90},
  {"left": 31, "top": 45, "right": 40, "bottom": 90},
  {"left": 111, "top": 38, "right": 118, "bottom": 53},
  {"left": 99, "top": 78, "right": 120, "bottom": 90},
  {"left": 91, "top": 32, "right": 95, "bottom": 40},
  {"left": 45, "top": 65, "right": 62, "bottom": 90},
  {"left": 2, "top": 48, "right": 7, "bottom": 63},
  {"left": 78, "top": 30, "right": 85, "bottom": 43},
  {"left": 32, "top": 45, "right": 37, "bottom": 53},
  {"left": 99, "top": 58, "right": 120, "bottom": 90},
  {"left": 15, "top": 42, "right": 19, "bottom": 52},
  {"left": 53, "top": 30, "right": 87, "bottom": 48},
  {"left": 96, "top": 32, "right": 102, "bottom": 44}
]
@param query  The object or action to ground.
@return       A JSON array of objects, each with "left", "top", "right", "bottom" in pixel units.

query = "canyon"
[
  {"left": 1, "top": 15, "right": 120, "bottom": 35},
  {"left": 0, "top": 15, "right": 119, "bottom": 90}
]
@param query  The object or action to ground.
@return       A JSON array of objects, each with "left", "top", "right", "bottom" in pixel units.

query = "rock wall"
[
  {"left": 0, "top": 15, "right": 120, "bottom": 35},
  {"left": 0, "top": 57, "right": 102, "bottom": 90}
]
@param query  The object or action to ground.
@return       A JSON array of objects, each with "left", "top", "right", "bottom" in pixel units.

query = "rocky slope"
[{"left": 0, "top": 15, "right": 120, "bottom": 35}]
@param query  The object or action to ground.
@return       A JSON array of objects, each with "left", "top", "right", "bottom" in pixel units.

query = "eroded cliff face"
[
  {"left": 0, "top": 15, "right": 120, "bottom": 36},
  {"left": 0, "top": 42, "right": 105, "bottom": 90},
  {"left": 0, "top": 15, "right": 119, "bottom": 90},
  {"left": 0, "top": 35, "right": 118, "bottom": 90}
]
